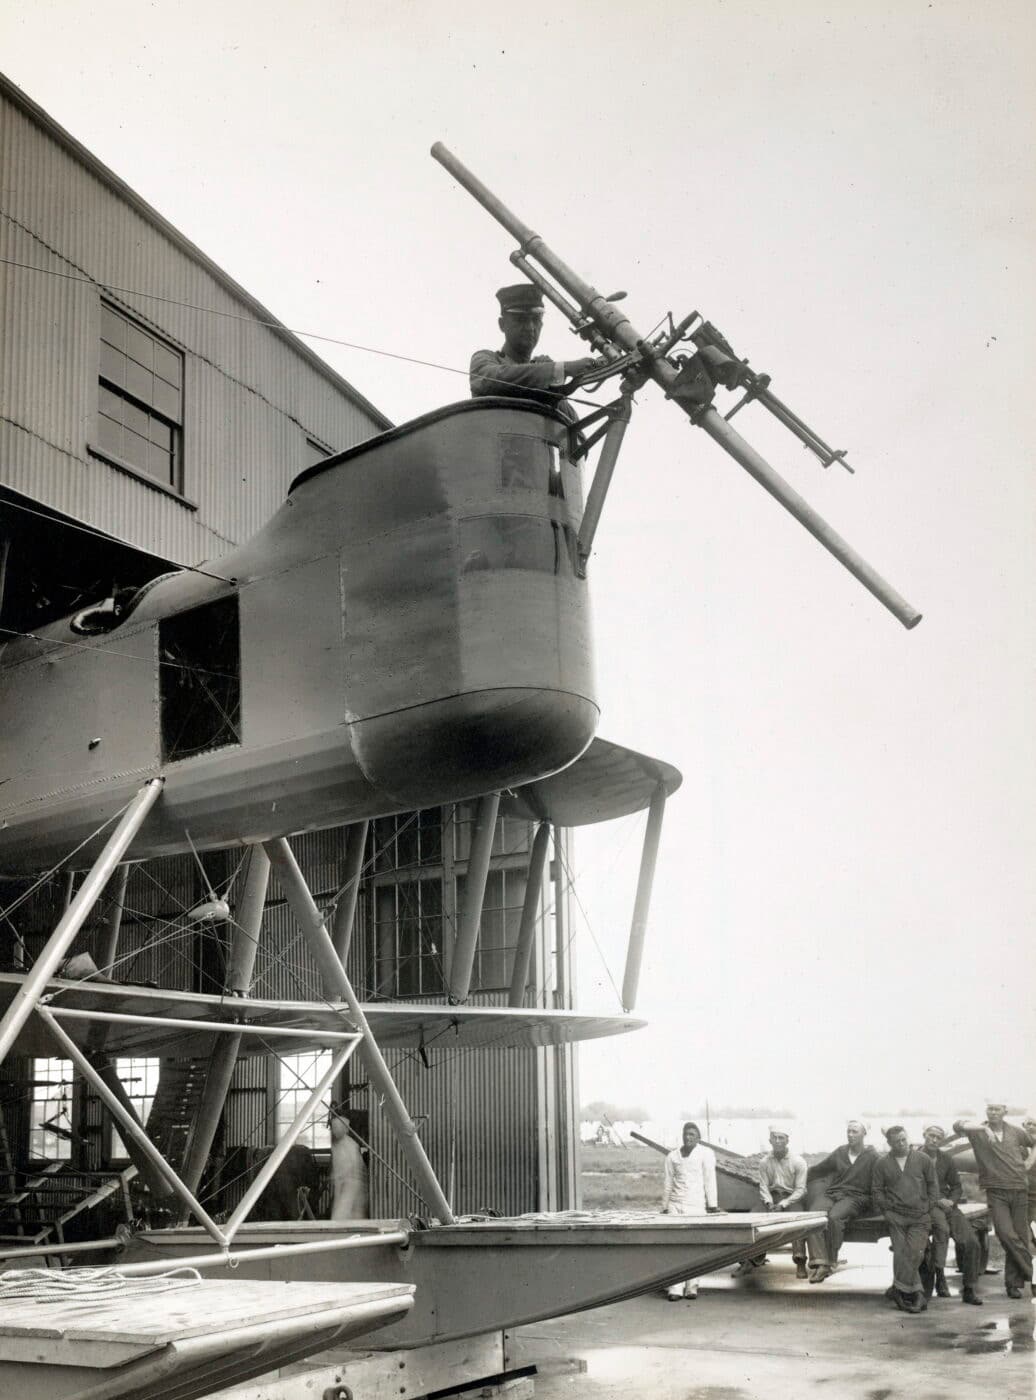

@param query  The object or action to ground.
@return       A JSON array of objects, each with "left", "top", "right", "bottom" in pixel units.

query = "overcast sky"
[{"left": 3, "top": 0, "right": 1034, "bottom": 1122}]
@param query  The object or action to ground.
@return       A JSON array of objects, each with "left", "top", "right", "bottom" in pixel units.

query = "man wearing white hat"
[
  {"left": 734, "top": 1128, "right": 808, "bottom": 1279},
  {"left": 953, "top": 1102, "right": 1033, "bottom": 1299},
  {"left": 919, "top": 1124, "right": 982, "bottom": 1305},
  {"left": 804, "top": 1120, "right": 877, "bottom": 1283}
]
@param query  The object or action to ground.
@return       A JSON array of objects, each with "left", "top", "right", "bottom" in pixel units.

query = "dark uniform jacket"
[
  {"left": 806, "top": 1144, "right": 878, "bottom": 1202},
  {"left": 927, "top": 1148, "right": 964, "bottom": 1204},
  {"left": 957, "top": 1123, "right": 1033, "bottom": 1192},
  {"left": 872, "top": 1148, "right": 938, "bottom": 1223},
  {"left": 470, "top": 349, "right": 563, "bottom": 405}
]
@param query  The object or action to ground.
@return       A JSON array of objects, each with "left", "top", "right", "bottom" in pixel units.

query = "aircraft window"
[
  {"left": 159, "top": 595, "right": 241, "bottom": 762},
  {"left": 500, "top": 433, "right": 562, "bottom": 497},
  {"left": 460, "top": 515, "right": 556, "bottom": 576}
]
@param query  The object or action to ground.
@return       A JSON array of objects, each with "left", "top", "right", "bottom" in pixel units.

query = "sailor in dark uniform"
[
  {"left": 919, "top": 1124, "right": 983, "bottom": 1304},
  {"left": 954, "top": 1102, "right": 1034, "bottom": 1299},
  {"left": 469, "top": 284, "right": 601, "bottom": 420}
]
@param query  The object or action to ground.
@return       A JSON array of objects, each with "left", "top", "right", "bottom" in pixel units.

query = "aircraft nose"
[{"left": 349, "top": 687, "right": 598, "bottom": 809}]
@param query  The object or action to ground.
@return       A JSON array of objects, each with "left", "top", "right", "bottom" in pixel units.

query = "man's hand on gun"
[{"left": 563, "top": 356, "right": 606, "bottom": 387}]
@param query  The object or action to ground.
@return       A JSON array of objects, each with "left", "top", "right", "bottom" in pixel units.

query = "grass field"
[{"left": 579, "top": 1143, "right": 666, "bottom": 1210}]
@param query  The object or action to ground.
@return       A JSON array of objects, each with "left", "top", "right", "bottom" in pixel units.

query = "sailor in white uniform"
[{"left": 661, "top": 1121, "right": 719, "bottom": 1299}]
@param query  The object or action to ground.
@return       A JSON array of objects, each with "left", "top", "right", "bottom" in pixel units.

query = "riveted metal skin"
[{"left": 0, "top": 401, "right": 597, "bottom": 872}]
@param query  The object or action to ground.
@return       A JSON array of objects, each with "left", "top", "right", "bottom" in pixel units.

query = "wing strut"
[
  {"left": 621, "top": 782, "right": 667, "bottom": 1012},
  {"left": 264, "top": 837, "right": 456, "bottom": 1224},
  {"left": 0, "top": 778, "right": 164, "bottom": 1063}
]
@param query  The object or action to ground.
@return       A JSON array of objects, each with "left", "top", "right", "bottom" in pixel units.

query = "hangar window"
[
  {"left": 373, "top": 878, "right": 445, "bottom": 997},
  {"left": 277, "top": 1051, "right": 334, "bottom": 1150},
  {"left": 455, "top": 868, "right": 527, "bottom": 992},
  {"left": 95, "top": 302, "right": 183, "bottom": 492},
  {"left": 159, "top": 595, "right": 241, "bottom": 762},
  {"left": 29, "top": 1057, "right": 73, "bottom": 1161},
  {"left": 109, "top": 1056, "right": 159, "bottom": 1158}
]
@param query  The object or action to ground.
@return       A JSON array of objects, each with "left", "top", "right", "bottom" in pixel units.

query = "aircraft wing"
[
  {"left": 0, "top": 973, "right": 643, "bottom": 1058},
  {"left": 502, "top": 736, "right": 682, "bottom": 827}
]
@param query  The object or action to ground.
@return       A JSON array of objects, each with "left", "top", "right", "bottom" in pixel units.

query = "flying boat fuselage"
[{"left": 0, "top": 400, "right": 598, "bottom": 872}]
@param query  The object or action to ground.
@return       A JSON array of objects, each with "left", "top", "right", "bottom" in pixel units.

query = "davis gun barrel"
[{"left": 431, "top": 142, "right": 921, "bottom": 630}]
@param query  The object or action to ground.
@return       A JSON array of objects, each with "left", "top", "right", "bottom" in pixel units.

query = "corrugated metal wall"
[
  {"left": 1, "top": 815, "right": 575, "bottom": 1214},
  {"left": 364, "top": 993, "right": 542, "bottom": 1218},
  {"left": 1, "top": 82, "right": 386, "bottom": 564}
]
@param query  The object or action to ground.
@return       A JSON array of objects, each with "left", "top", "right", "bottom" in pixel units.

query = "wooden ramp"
[{"left": 0, "top": 1269, "right": 413, "bottom": 1400}]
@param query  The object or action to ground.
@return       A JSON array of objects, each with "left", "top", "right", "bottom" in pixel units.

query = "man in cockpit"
[{"left": 470, "top": 284, "right": 602, "bottom": 420}]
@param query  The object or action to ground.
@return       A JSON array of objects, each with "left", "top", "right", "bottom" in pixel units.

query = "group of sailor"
[{"left": 659, "top": 1103, "right": 1036, "bottom": 1313}]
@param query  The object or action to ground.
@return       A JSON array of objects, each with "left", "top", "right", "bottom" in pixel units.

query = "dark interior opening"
[{"left": 159, "top": 595, "right": 241, "bottom": 761}]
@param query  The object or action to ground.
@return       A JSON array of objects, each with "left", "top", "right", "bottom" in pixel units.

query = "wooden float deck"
[{"left": 0, "top": 1272, "right": 414, "bottom": 1400}]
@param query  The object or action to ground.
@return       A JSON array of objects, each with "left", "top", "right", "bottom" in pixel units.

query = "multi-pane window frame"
[
  {"left": 91, "top": 300, "right": 186, "bottom": 498},
  {"left": 367, "top": 805, "right": 538, "bottom": 999},
  {"left": 108, "top": 1056, "right": 160, "bottom": 1160},
  {"left": 276, "top": 1051, "right": 334, "bottom": 1151},
  {"left": 28, "top": 1056, "right": 74, "bottom": 1161}
]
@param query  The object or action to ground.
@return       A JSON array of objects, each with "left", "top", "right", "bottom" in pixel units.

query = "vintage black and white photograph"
[{"left": 0, "top": 3, "right": 1033, "bottom": 1397}]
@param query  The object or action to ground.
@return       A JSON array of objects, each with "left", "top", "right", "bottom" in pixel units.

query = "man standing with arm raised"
[{"left": 954, "top": 1101, "right": 1034, "bottom": 1300}]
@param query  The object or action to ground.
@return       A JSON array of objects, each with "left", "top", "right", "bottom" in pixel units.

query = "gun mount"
[{"left": 432, "top": 142, "right": 921, "bottom": 630}]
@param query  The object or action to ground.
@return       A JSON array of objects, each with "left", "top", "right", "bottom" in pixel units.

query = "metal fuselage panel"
[{"left": 0, "top": 403, "right": 598, "bottom": 871}]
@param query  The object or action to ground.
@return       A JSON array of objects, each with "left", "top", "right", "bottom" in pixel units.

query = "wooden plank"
[{"left": 0, "top": 1279, "right": 411, "bottom": 1346}]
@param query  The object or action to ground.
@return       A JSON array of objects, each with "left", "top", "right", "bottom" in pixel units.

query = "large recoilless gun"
[{"left": 431, "top": 142, "right": 921, "bottom": 630}]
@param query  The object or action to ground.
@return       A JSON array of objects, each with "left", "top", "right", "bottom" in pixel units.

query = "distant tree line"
[
  {"left": 681, "top": 1106, "right": 795, "bottom": 1120},
  {"left": 580, "top": 1101, "right": 650, "bottom": 1123}
]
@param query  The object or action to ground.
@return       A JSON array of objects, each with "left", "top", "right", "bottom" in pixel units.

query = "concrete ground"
[{"left": 508, "top": 1243, "right": 1035, "bottom": 1400}]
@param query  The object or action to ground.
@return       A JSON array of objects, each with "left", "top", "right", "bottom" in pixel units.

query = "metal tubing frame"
[
  {"left": 35, "top": 1004, "right": 230, "bottom": 1246},
  {"left": 224, "top": 1038, "right": 358, "bottom": 1242},
  {"left": 576, "top": 396, "right": 632, "bottom": 574},
  {"left": 113, "top": 1227, "right": 410, "bottom": 1278},
  {"left": 48, "top": 1005, "right": 362, "bottom": 1043},
  {"left": 508, "top": 820, "right": 551, "bottom": 1006},
  {"left": 448, "top": 791, "right": 501, "bottom": 1003},
  {"left": 621, "top": 783, "right": 667, "bottom": 1011},
  {"left": 97, "top": 862, "right": 130, "bottom": 976},
  {"left": 227, "top": 843, "right": 271, "bottom": 994},
  {"left": 431, "top": 142, "right": 921, "bottom": 629},
  {"left": 0, "top": 778, "right": 164, "bottom": 1064},
  {"left": 264, "top": 837, "right": 455, "bottom": 1223},
  {"left": 332, "top": 818, "right": 369, "bottom": 962},
  {"left": 181, "top": 843, "right": 272, "bottom": 1195},
  {"left": 40, "top": 1005, "right": 360, "bottom": 1245}
]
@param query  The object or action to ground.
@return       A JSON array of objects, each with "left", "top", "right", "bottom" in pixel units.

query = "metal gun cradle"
[{"left": 432, "top": 141, "right": 921, "bottom": 630}]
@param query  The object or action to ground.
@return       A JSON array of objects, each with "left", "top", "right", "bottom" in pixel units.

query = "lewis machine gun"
[{"left": 432, "top": 143, "right": 921, "bottom": 630}]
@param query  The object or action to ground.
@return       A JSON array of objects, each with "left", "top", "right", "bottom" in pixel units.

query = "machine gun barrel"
[{"left": 431, "top": 142, "right": 921, "bottom": 629}]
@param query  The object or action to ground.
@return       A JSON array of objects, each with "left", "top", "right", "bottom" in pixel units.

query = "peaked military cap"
[{"left": 496, "top": 283, "right": 544, "bottom": 313}]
